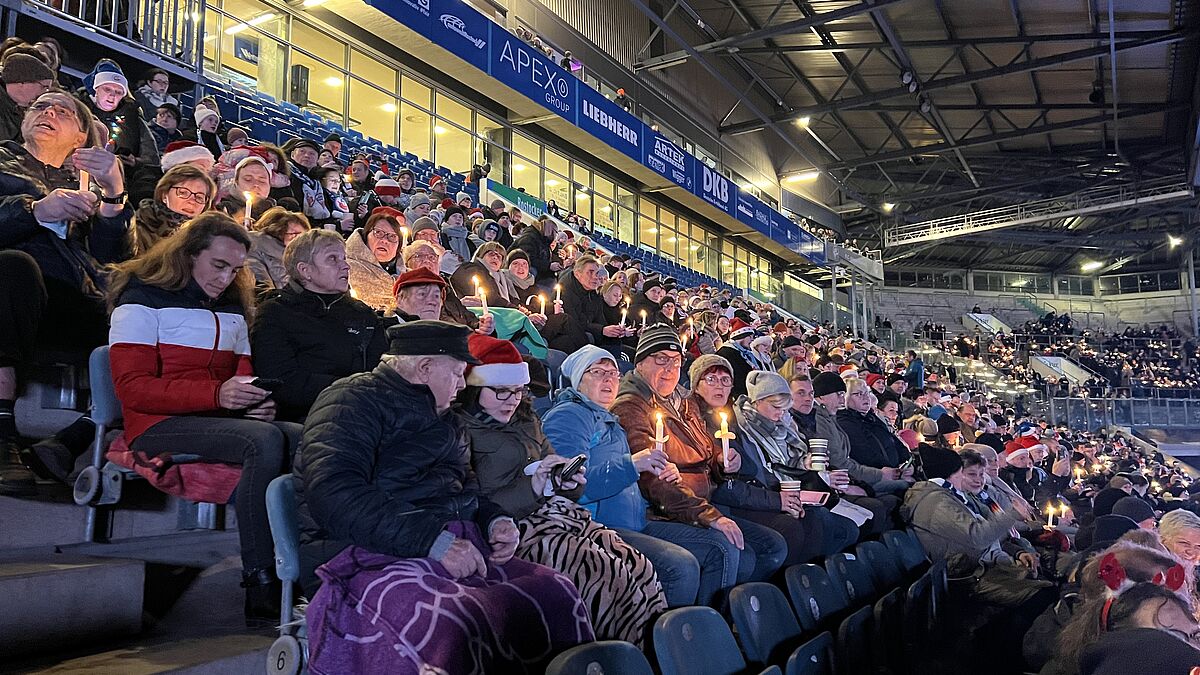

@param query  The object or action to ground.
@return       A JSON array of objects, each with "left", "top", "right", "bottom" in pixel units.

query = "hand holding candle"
[
  {"left": 716, "top": 411, "right": 736, "bottom": 472},
  {"left": 650, "top": 412, "right": 669, "bottom": 475},
  {"left": 620, "top": 308, "right": 628, "bottom": 328},
  {"left": 539, "top": 293, "right": 547, "bottom": 315},
  {"left": 243, "top": 191, "right": 254, "bottom": 227}
]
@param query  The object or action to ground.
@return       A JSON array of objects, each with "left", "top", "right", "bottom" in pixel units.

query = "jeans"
[
  {"left": 715, "top": 507, "right": 789, "bottom": 582},
  {"left": 726, "top": 505, "right": 858, "bottom": 566},
  {"left": 873, "top": 479, "right": 911, "bottom": 496},
  {"left": 638, "top": 520, "right": 734, "bottom": 607},
  {"left": 612, "top": 527, "right": 700, "bottom": 608},
  {"left": 131, "top": 416, "right": 302, "bottom": 572}
]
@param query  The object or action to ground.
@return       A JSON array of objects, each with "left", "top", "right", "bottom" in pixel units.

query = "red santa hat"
[
  {"left": 465, "top": 335, "right": 530, "bottom": 387},
  {"left": 374, "top": 178, "right": 401, "bottom": 197},
  {"left": 1004, "top": 439, "right": 1031, "bottom": 462},
  {"left": 161, "top": 140, "right": 214, "bottom": 172},
  {"left": 728, "top": 318, "right": 754, "bottom": 340}
]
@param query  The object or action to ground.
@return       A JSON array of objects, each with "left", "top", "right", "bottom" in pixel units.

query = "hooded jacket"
[
  {"left": 609, "top": 371, "right": 723, "bottom": 527},
  {"left": 542, "top": 387, "right": 649, "bottom": 532},
  {"left": 512, "top": 224, "right": 554, "bottom": 284},
  {"left": 344, "top": 227, "right": 398, "bottom": 312},
  {"left": 245, "top": 230, "right": 288, "bottom": 290},
  {"left": 560, "top": 271, "right": 609, "bottom": 341},
  {"left": 899, "top": 480, "right": 1020, "bottom": 567},
  {"left": 250, "top": 281, "right": 392, "bottom": 421}
]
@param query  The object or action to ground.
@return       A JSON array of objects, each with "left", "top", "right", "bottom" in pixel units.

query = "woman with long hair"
[
  {"left": 130, "top": 165, "right": 215, "bottom": 256},
  {"left": 107, "top": 212, "right": 301, "bottom": 626}
]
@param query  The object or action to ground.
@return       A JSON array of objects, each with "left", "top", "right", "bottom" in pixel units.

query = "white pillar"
[
  {"left": 850, "top": 271, "right": 859, "bottom": 339},
  {"left": 830, "top": 265, "right": 839, "bottom": 331}
]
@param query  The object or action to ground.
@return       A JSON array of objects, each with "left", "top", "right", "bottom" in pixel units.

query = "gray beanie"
[
  {"left": 746, "top": 371, "right": 790, "bottom": 402},
  {"left": 1112, "top": 496, "right": 1155, "bottom": 524},
  {"left": 410, "top": 216, "right": 438, "bottom": 235},
  {"left": 409, "top": 192, "right": 431, "bottom": 208},
  {"left": 456, "top": 191, "right": 471, "bottom": 204},
  {"left": 688, "top": 354, "right": 732, "bottom": 389},
  {"left": 561, "top": 345, "right": 616, "bottom": 389}
]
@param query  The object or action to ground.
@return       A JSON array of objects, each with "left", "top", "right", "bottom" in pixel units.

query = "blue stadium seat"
[
  {"left": 545, "top": 640, "right": 653, "bottom": 675},
  {"left": 825, "top": 553, "right": 877, "bottom": 607},
  {"left": 872, "top": 587, "right": 903, "bottom": 673},
  {"left": 883, "top": 530, "right": 929, "bottom": 579},
  {"left": 855, "top": 541, "right": 903, "bottom": 592},
  {"left": 265, "top": 475, "right": 306, "bottom": 674},
  {"left": 786, "top": 632, "right": 834, "bottom": 675},
  {"left": 654, "top": 606, "right": 780, "bottom": 675},
  {"left": 785, "top": 564, "right": 848, "bottom": 632},
  {"left": 729, "top": 582, "right": 804, "bottom": 666}
]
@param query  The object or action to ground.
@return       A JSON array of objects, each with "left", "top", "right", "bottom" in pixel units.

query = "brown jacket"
[{"left": 610, "top": 371, "right": 722, "bottom": 527}]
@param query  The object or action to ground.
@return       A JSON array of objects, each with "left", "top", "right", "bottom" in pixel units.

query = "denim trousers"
[
  {"left": 131, "top": 416, "right": 303, "bottom": 572},
  {"left": 612, "top": 526, "right": 701, "bottom": 608}
]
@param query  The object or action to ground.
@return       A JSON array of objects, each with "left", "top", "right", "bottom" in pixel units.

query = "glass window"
[
  {"left": 661, "top": 224, "right": 680, "bottom": 262},
  {"left": 511, "top": 133, "right": 541, "bottom": 199},
  {"left": 214, "top": 8, "right": 287, "bottom": 98},
  {"left": 400, "top": 101, "right": 430, "bottom": 162},
  {"left": 572, "top": 165, "right": 592, "bottom": 214},
  {"left": 593, "top": 174, "right": 615, "bottom": 201},
  {"left": 402, "top": 75, "right": 431, "bottom": 111},
  {"left": 594, "top": 196, "right": 614, "bottom": 234},
  {"left": 434, "top": 93, "right": 473, "bottom": 167},
  {"left": 616, "top": 205, "right": 635, "bottom": 243},
  {"left": 351, "top": 50, "right": 396, "bottom": 92},
  {"left": 289, "top": 22, "right": 346, "bottom": 121},
  {"left": 349, "top": 78, "right": 396, "bottom": 145},
  {"left": 543, "top": 148, "right": 570, "bottom": 208},
  {"left": 1160, "top": 273, "right": 1181, "bottom": 292},
  {"left": 476, "top": 115, "right": 506, "bottom": 175}
]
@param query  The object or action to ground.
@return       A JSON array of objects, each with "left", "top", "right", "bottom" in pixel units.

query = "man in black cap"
[
  {"left": 295, "top": 320, "right": 518, "bottom": 594},
  {"left": 0, "top": 52, "right": 55, "bottom": 142},
  {"left": 278, "top": 137, "right": 322, "bottom": 216},
  {"left": 322, "top": 132, "right": 341, "bottom": 164}
]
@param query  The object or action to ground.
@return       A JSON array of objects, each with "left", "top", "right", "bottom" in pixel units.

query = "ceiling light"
[
  {"left": 575, "top": 192, "right": 588, "bottom": 200},
  {"left": 690, "top": 245, "right": 700, "bottom": 251},
  {"left": 513, "top": 163, "right": 526, "bottom": 172},
  {"left": 601, "top": 205, "right": 611, "bottom": 212},
  {"left": 381, "top": 103, "right": 396, "bottom": 113},
  {"left": 1169, "top": 235, "right": 1184, "bottom": 248},
  {"left": 650, "top": 124, "right": 659, "bottom": 132},
  {"left": 323, "top": 76, "right": 342, "bottom": 87},
  {"left": 881, "top": 202, "right": 895, "bottom": 213},
  {"left": 796, "top": 116, "right": 811, "bottom": 128},
  {"left": 226, "top": 11, "right": 276, "bottom": 33},
  {"left": 667, "top": 237, "right": 677, "bottom": 243},
  {"left": 722, "top": 259, "right": 733, "bottom": 266},
  {"left": 301, "top": 0, "right": 326, "bottom": 6},
  {"left": 1081, "top": 260, "right": 1103, "bottom": 272},
  {"left": 545, "top": 179, "right": 559, "bottom": 187},
  {"left": 646, "top": 227, "right": 657, "bottom": 234},
  {"left": 787, "top": 170, "right": 820, "bottom": 183},
  {"left": 739, "top": 182, "right": 755, "bottom": 191},
  {"left": 433, "top": 125, "right": 446, "bottom": 135}
]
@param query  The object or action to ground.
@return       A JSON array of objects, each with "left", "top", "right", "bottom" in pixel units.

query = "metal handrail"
[{"left": 25, "top": 0, "right": 206, "bottom": 72}]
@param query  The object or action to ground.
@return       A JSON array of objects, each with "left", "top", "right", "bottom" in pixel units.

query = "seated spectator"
[
  {"left": 307, "top": 165, "right": 353, "bottom": 234},
  {"left": 345, "top": 208, "right": 403, "bottom": 312},
  {"left": 0, "top": 52, "right": 55, "bottom": 142},
  {"left": 439, "top": 205, "right": 471, "bottom": 266},
  {"left": 695, "top": 362, "right": 857, "bottom": 565},
  {"left": 543, "top": 345, "right": 706, "bottom": 607},
  {"left": 192, "top": 105, "right": 225, "bottom": 159},
  {"left": 504, "top": 249, "right": 537, "bottom": 303},
  {"left": 148, "top": 103, "right": 183, "bottom": 153},
  {"left": 130, "top": 165, "right": 215, "bottom": 255},
  {"left": 455, "top": 335, "right": 666, "bottom": 644},
  {"left": 159, "top": 139, "right": 214, "bottom": 173},
  {"left": 403, "top": 191, "right": 430, "bottom": 225},
  {"left": 902, "top": 448, "right": 1055, "bottom": 670},
  {"left": 133, "top": 68, "right": 178, "bottom": 121},
  {"left": 550, "top": 255, "right": 627, "bottom": 354},
  {"left": 75, "top": 59, "right": 159, "bottom": 167},
  {"left": 836, "top": 377, "right": 912, "bottom": 495},
  {"left": 251, "top": 229, "right": 390, "bottom": 421},
  {"left": 217, "top": 152, "right": 274, "bottom": 225},
  {"left": 512, "top": 214, "right": 559, "bottom": 285},
  {"left": 245, "top": 207, "right": 311, "bottom": 290},
  {"left": 275, "top": 137, "right": 322, "bottom": 218},
  {"left": 392, "top": 267, "right": 448, "bottom": 321},
  {"left": 0, "top": 91, "right": 130, "bottom": 495},
  {"left": 715, "top": 319, "right": 758, "bottom": 399},
  {"left": 294, "top": 320, "right": 593, "bottom": 672},
  {"left": 610, "top": 325, "right": 786, "bottom": 606},
  {"left": 628, "top": 276, "right": 665, "bottom": 327},
  {"left": 400, "top": 240, "right": 492, "bottom": 333},
  {"left": 1159, "top": 509, "right": 1200, "bottom": 573},
  {"left": 776, "top": 335, "right": 808, "bottom": 380},
  {"left": 471, "top": 241, "right": 520, "bottom": 308},
  {"left": 107, "top": 213, "right": 301, "bottom": 625}
]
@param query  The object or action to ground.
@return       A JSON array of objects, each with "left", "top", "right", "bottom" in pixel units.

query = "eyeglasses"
[
  {"left": 29, "top": 100, "right": 79, "bottom": 125},
  {"left": 701, "top": 374, "right": 733, "bottom": 388},
  {"left": 650, "top": 353, "right": 683, "bottom": 367},
  {"left": 368, "top": 229, "right": 400, "bottom": 244},
  {"left": 408, "top": 251, "right": 438, "bottom": 263},
  {"left": 151, "top": 78, "right": 169, "bottom": 86},
  {"left": 485, "top": 386, "right": 530, "bottom": 401},
  {"left": 583, "top": 367, "right": 620, "bottom": 382},
  {"left": 170, "top": 185, "right": 209, "bottom": 204}
]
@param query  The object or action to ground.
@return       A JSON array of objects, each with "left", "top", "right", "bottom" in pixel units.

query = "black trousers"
[{"left": 0, "top": 250, "right": 108, "bottom": 372}]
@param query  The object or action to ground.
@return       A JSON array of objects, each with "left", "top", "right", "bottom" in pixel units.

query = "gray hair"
[
  {"left": 1159, "top": 509, "right": 1200, "bottom": 542},
  {"left": 283, "top": 229, "right": 344, "bottom": 282}
]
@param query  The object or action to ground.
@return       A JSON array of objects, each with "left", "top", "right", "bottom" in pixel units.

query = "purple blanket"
[{"left": 307, "top": 521, "right": 595, "bottom": 674}]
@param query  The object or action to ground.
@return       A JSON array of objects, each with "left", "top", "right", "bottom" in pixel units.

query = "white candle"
[
  {"left": 539, "top": 293, "right": 547, "bottom": 315},
  {"left": 79, "top": 170, "right": 89, "bottom": 191},
  {"left": 640, "top": 309, "right": 647, "bottom": 330},
  {"left": 472, "top": 275, "right": 481, "bottom": 297},
  {"left": 620, "top": 308, "right": 628, "bottom": 328},
  {"left": 243, "top": 191, "right": 253, "bottom": 227},
  {"left": 654, "top": 412, "right": 664, "bottom": 454},
  {"left": 1045, "top": 504, "right": 1055, "bottom": 529},
  {"left": 719, "top": 411, "right": 731, "bottom": 472},
  {"left": 400, "top": 226, "right": 409, "bottom": 250},
  {"left": 479, "top": 288, "right": 488, "bottom": 315},
  {"left": 555, "top": 284, "right": 562, "bottom": 304}
]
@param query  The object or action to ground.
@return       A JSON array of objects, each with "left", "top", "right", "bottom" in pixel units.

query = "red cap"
[{"left": 391, "top": 267, "right": 447, "bottom": 297}]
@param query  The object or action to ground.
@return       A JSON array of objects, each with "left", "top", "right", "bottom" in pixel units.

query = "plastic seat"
[
  {"left": 872, "top": 588, "right": 904, "bottom": 673},
  {"left": 834, "top": 605, "right": 873, "bottom": 675},
  {"left": 902, "top": 570, "right": 933, "bottom": 672},
  {"left": 544, "top": 349, "right": 569, "bottom": 393},
  {"left": 545, "top": 640, "right": 653, "bottom": 675},
  {"left": 824, "top": 553, "right": 877, "bottom": 607},
  {"left": 786, "top": 632, "right": 835, "bottom": 675},
  {"left": 785, "top": 564, "right": 848, "bottom": 632},
  {"left": 265, "top": 475, "right": 306, "bottom": 674},
  {"left": 883, "top": 530, "right": 929, "bottom": 578},
  {"left": 856, "top": 540, "right": 904, "bottom": 592},
  {"left": 654, "top": 606, "right": 781, "bottom": 675},
  {"left": 729, "top": 582, "right": 804, "bottom": 666}
]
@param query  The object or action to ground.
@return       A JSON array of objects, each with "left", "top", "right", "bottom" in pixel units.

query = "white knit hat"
[
  {"left": 160, "top": 140, "right": 215, "bottom": 172},
  {"left": 194, "top": 106, "right": 220, "bottom": 126}
]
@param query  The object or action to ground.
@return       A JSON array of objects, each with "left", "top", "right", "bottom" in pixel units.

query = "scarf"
[
  {"left": 735, "top": 396, "right": 806, "bottom": 482},
  {"left": 136, "top": 85, "right": 178, "bottom": 109},
  {"left": 199, "top": 129, "right": 225, "bottom": 160},
  {"left": 441, "top": 223, "right": 472, "bottom": 260},
  {"left": 507, "top": 269, "right": 537, "bottom": 295}
]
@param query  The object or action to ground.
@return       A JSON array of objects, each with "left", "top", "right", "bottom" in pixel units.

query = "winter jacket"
[
  {"left": 836, "top": 407, "right": 905, "bottom": 470},
  {"left": 147, "top": 122, "right": 183, "bottom": 154},
  {"left": 250, "top": 282, "right": 392, "bottom": 421},
  {"left": 75, "top": 90, "right": 159, "bottom": 166},
  {"left": 294, "top": 362, "right": 509, "bottom": 594},
  {"left": 542, "top": 387, "right": 648, "bottom": 531},
  {"left": 627, "top": 292, "right": 660, "bottom": 328},
  {"left": 245, "top": 231, "right": 289, "bottom": 290},
  {"left": 715, "top": 343, "right": 758, "bottom": 400},
  {"left": 133, "top": 84, "right": 180, "bottom": 121},
  {"left": 905, "top": 357, "right": 924, "bottom": 391},
  {"left": 560, "top": 272, "right": 608, "bottom": 342},
  {"left": 458, "top": 406, "right": 583, "bottom": 521},
  {"left": 610, "top": 371, "right": 723, "bottom": 527},
  {"left": 899, "top": 480, "right": 1021, "bottom": 567},
  {"left": 109, "top": 278, "right": 253, "bottom": 442},
  {"left": 0, "top": 141, "right": 131, "bottom": 297},
  {"left": 512, "top": 225, "right": 554, "bottom": 284},
  {"left": 344, "top": 227, "right": 398, "bottom": 312},
  {"left": 696, "top": 396, "right": 784, "bottom": 513},
  {"left": 814, "top": 404, "right": 884, "bottom": 484},
  {"left": 0, "top": 83, "right": 24, "bottom": 143},
  {"left": 129, "top": 198, "right": 187, "bottom": 256}
]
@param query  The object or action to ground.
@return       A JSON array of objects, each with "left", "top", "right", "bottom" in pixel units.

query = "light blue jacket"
[{"left": 542, "top": 387, "right": 647, "bottom": 532}]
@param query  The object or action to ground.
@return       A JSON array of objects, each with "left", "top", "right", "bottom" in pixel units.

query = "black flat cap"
[{"left": 385, "top": 320, "right": 481, "bottom": 364}]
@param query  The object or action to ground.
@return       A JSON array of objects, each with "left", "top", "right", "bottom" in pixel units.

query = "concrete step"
[
  {"left": 0, "top": 556, "right": 145, "bottom": 661},
  {"left": 7, "top": 634, "right": 274, "bottom": 675}
]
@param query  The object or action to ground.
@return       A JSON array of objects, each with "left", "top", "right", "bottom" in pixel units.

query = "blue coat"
[{"left": 541, "top": 387, "right": 647, "bottom": 532}]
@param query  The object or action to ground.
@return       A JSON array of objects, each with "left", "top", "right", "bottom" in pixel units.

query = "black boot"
[
  {"left": 0, "top": 438, "right": 37, "bottom": 496},
  {"left": 242, "top": 568, "right": 282, "bottom": 629}
]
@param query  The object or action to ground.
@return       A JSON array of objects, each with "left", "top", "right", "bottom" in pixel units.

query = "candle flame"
[
  {"left": 243, "top": 191, "right": 252, "bottom": 201},
  {"left": 719, "top": 411, "right": 728, "bottom": 423}
]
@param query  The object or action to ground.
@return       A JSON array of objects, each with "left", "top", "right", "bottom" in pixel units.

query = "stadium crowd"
[{"left": 1, "top": 38, "right": 1200, "bottom": 675}]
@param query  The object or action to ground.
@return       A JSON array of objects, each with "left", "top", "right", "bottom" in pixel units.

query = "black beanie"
[
  {"left": 1092, "top": 487, "right": 1129, "bottom": 517},
  {"left": 936, "top": 414, "right": 961, "bottom": 435},
  {"left": 505, "top": 249, "right": 529, "bottom": 266},
  {"left": 811, "top": 372, "right": 846, "bottom": 398},
  {"left": 920, "top": 444, "right": 963, "bottom": 480}
]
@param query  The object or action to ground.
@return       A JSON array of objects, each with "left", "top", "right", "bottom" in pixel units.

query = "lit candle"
[
  {"left": 640, "top": 309, "right": 647, "bottom": 330},
  {"left": 539, "top": 293, "right": 547, "bottom": 315},
  {"left": 681, "top": 332, "right": 689, "bottom": 350},
  {"left": 718, "top": 411, "right": 732, "bottom": 472},
  {"left": 79, "top": 170, "right": 89, "bottom": 191},
  {"left": 400, "top": 226, "right": 409, "bottom": 250},
  {"left": 555, "top": 283, "right": 562, "bottom": 304},
  {"left": 472, "top": 275, "right": 481, "bottom": 297},
  {"left": 1045, "top": 504, "right": 1055, "bottom": 529},
  {"left": 1074, "top": 467, "right": 1084, "bottom": 487},
  {"left": 479, "top": 288, "right": 488, "bottom": 315},
  {"left": 243, "top": 191, "right": 253, "bottom": 227},
  {"left": 620, "top": 308, "right": 628, "bottom": 328},
  {"left": 652, "top": 411, "right": 667, "bottom": 460}
]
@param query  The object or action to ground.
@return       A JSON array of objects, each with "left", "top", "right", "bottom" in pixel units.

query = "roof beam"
[
  {"left": 633, "top": 0, "right": 911, "bottom": 70},
  {"left": 823, "top": 104, "right": 1187, "bottom": 171},
  {"left": 729, "top": 30, "right": 1182, "bottom": 53},
  {"left": 720, "top": 29, "right": 1198, "bottom": 134}
]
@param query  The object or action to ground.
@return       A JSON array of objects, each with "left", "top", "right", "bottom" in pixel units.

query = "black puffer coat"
[
  {"left": 250, "top": 282, "right": 394, "bottom": 421},
  {"left": 294, "top": 362, "right": 508, "bottom": 593},
  {"left": 512, "top": 225, "right": 554, "bottom": 284},
  {"left": 836, "top": 407, "right": 906, "bottom": 469}
]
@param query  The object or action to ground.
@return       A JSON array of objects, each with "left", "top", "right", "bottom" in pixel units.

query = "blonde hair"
[{"left": 254, "top": 206, "right": 311, "bottom": 242}]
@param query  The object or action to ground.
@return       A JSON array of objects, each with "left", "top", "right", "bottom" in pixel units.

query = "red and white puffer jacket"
[{"left": 108, "top": 278, "right": 253, "bottom": 442}]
